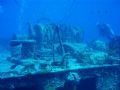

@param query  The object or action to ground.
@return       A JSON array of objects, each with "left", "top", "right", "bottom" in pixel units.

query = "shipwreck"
[{"left": 0, "top": 23, "right": 120, "bottom": 90}]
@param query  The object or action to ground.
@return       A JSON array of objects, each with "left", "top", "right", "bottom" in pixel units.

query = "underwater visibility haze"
[{"left": 0, "top": 0, "right": 120, "bottom": 90}]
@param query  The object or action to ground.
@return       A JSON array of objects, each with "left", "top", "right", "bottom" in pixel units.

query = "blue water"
[
  {"left": 0, "top": 0, "right": 120, "bottom": 42},
  {"left": 0, "top": 1, "right": 120, "bottom": 90}
]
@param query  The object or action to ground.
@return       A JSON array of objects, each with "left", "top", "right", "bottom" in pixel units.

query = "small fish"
[{"left": 96, "top": 23, "right": 115, "bottom": 40}]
